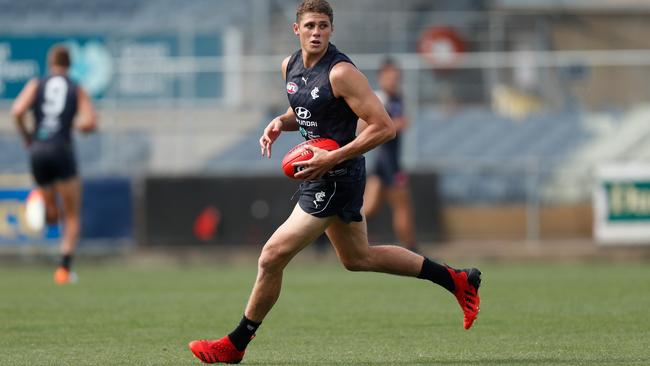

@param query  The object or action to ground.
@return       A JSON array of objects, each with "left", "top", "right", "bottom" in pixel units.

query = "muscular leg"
[
  {"left": 363, "top": 175, "right": 384, "bottom": 217},
  {"left": 190, "top": 205, "right": 335, "bottom": 359},
  {"left": 386, "top": 185, "right": 418, "bottom": 249},
  {"left": 296, "top": 214, "right": 481, "bottom": 339},
  {"left": 55, "top": 177, "right": 81, "bottom": 256},
  {"left": 190, "top": 209, "right": 479, "bottom": 362},
  {"left": 326, "top": 216, "right": 423, "bottom": 277},
  {"left": 326, "top": 215, "right": 481, "bottom": 330},
  {"left": 244, "top": 204, "right": 334, "bottom": 322}
]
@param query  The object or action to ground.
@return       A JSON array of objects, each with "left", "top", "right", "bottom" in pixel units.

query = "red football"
[{"left": 281, "top": 138, "right": 340, "bottom": 178}]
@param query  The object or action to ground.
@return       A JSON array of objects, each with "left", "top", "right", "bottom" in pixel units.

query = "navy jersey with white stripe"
[{"left": 32, "top": 75, "right": 78, "bottom": 145}]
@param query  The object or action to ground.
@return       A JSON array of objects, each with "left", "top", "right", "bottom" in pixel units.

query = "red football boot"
[
  {"left": 189, "top": 336, "right": 246, "bottom": 364},
  {"left": 446, "top": 266, "right": 481, "bottom": 329},
  {"left": 54, "top": 267, "right": 78, "bottom": 285}
]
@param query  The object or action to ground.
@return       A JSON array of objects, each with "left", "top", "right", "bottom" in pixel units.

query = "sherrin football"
[{"left": 282, "top": 138, "right": 340, "bottom": 179}]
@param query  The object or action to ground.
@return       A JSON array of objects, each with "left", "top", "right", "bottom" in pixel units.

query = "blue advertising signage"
[
  {"left": 0, "top": 178, "right": 133, "bottom": 246},
  {"left": 0, "top": 33, "right": 223, "bottom": 100},
  {"left": 0, "top": 188, "right": 59, "bottom": 245}
]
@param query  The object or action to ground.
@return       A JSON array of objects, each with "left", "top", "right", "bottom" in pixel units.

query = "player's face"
[
  {"left": 379, "top": 66, "right": 401, "bottom": 96},
  {"left": 294, "top": 12, "right": 332, "bottom": 56}
]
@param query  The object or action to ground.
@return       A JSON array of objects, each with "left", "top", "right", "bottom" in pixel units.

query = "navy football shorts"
[
  {"left": 297, "top": 159, "right": 365, "bottom": 223},
  {"left": 29, "top": 143, "right": 78, "bottom": 187}
]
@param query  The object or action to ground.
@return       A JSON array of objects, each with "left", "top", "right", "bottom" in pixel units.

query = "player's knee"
[
  {"left": 257, "top": 252, "right": 276, "bottom": 273},
  {"left": 258, "top": 245, "right": 290, "bottom": 273}
]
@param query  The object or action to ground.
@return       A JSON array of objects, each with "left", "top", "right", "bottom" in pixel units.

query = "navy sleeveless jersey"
[
  {"left": 32, "top": 75, "right": 78, "bottom": 145},
  {"left": 285, "top": 43, "right": 362, "bottom": 175}
]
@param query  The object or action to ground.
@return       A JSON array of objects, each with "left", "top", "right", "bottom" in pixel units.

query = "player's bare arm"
[
  {"left": 293, "top": 62, "right": 396, "bottom": 180},
  {"left": 260, "top": 56, "right": 300, "bottom": 158},
  {"left": 357, "top": 114, "right": 407, "bottom": 134},
  {"left": 75, "top": 87, "right": 98, "bottom": 133},
  {"left": 11, "top": 78, "right": 39, "bottom": 146}
]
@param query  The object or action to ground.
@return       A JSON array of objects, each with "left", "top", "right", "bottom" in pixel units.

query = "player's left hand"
[
  {"left": 259, "top": 118, "right": 283, "bottom": 158},
  {"left": 292, "top": 145, "right": 337, "bottom": 180}
]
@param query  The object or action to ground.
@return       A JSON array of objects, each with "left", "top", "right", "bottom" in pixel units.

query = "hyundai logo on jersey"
[{"left": 295, "top": 107, "right": 311, "bottom": 119}]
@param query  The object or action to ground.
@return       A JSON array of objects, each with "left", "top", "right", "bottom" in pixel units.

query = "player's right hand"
[{"left": 260, "top": 118, "right": 283, "bottom": 158}]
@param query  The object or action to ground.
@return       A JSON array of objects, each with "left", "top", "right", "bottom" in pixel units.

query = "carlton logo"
[
  {"left": 286, "top": 82, "right": 298, "bottom": 94},
  {"left": 295, "top": 107, "right": 311, "bottom": 119}
]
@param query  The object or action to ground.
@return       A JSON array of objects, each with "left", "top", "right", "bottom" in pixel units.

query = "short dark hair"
[
  {"left": 48, "top": 45, "right": 71, "bottom": 68},
  {"left": 296, "top": 0, "right": 333, "bottom": 24}
]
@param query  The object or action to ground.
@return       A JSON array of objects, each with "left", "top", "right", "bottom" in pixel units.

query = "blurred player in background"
[
  {"left": 189, "top": 1, "right": 481, "bottom": 363},
  {"left": 362, "top": 59, "right": 419, "bottom": 253},
  {"left": 11, "top": 44, "right": 98, "bottom": 284}
]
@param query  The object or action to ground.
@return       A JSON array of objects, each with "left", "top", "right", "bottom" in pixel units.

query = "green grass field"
[{"left": 1, "top": 260, "right": 649, "bottom": 365}]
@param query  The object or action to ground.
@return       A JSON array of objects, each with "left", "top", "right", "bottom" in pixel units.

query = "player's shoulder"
[
  {"left": 28, "top": 77, "right": 42, "bottom": 86},
  {"left": 330, "top": 61, "right": 362, "bottom": 86},
  {"left": 282, "top": 55, "right": 291, "bottom": 75},
  {"left": 279, "top": 55, "right": 290, "bottom": 80},
  {"left": 21, "top": 77, "right": 41, "bottom": 93},
  {"left": 329, "top": 62, "right": 366, "bottom": 98},
  {"left": 330, "top": 61, "right": 357, "bottom": 76}
]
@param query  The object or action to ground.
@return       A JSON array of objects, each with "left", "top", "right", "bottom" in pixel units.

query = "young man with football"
[
  {"left": 189, "top": 0, "right": 481, "bottom": 363},
  {"left": 12, "top": 45, "right": 97, "bottom": 284}
]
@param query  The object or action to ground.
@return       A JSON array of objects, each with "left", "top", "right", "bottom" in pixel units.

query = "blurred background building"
[{"left": 2, "top": 0, "right": 650, "bottom": 250}]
